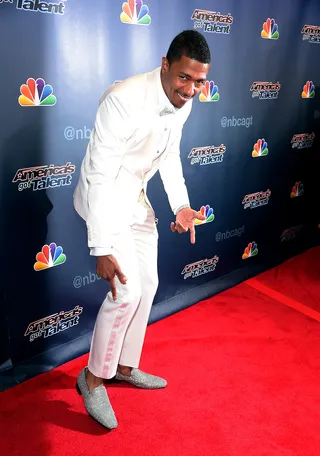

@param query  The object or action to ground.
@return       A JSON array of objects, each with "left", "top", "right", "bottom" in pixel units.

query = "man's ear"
[{"left": 161, "top": 56, "right": 169, "bottom": 74}]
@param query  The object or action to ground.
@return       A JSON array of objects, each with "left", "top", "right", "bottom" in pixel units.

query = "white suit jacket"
[{"left": 73, "top": 67, "right": 193, "bottom": 253}]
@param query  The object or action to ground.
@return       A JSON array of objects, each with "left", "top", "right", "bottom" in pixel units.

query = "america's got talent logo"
[
  {"left": 15, "top": 0, "right": 67, "bottom": 14},
  {"left": 250, "top": 81, "right": 281, "bottom": 100},
  {"left": 188, "top": 144, "right": 226, "bottom": 166},
  {"left": 25, "top": 306, "right": 83, "bottom": 342},
  {"left": 291, "top": 133, "right": 315, "bottom": 149},
  {"left": 301, "top": 24, "right": 320, "bottom": 44},
  {"left": 181, "top": 256, "right": 219, "bottom": 280},
  {"left": 242, "top": 190, "right": 271, "bottom": 209},
  {"left": 12, "top": 162, "right": 76, "bottom": 192},
  {"left": 191, "top": 9, "right": 233, "bottom": 35}
]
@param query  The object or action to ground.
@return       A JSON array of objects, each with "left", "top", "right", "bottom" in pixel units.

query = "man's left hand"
[{"left": 170, "top": 207, "right": 205, "bottom": 244}]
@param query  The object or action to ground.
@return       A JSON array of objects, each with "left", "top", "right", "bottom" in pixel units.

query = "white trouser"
[{"left": 88, "top": 194, "right": 159, "bottom": 379}]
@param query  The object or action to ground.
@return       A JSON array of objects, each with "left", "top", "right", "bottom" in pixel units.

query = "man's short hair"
[{"left": 166, "top": 30, "right": 211, "bottom": 65}]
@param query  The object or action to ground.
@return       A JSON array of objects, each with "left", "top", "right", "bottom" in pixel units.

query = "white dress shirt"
[{"left": 73, "top": 67, "right": 193, "bottom": 256}]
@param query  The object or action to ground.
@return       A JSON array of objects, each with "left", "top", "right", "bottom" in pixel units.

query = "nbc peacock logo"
[
  {"left": 242, "top": 242, "right": 258, "bottom": 260},
  {"left": 302, "top": 81, "right": 315, "bottom": 98},
  {"left": 290, "top": 182, "right": 304, "bottom": 198},
  {"left": 34, "top": 242, "right": 66, "bottom": 271},
  {"left": 195, "top": 205, "right": 215, "bottom": 225},
  {"left": 18, "top": 78, "right": 56, "bottom": 106},
  {"left": 252, "top": 138, "right": 268, "bottom": 157},
  {"left": 261, "top": 18, "right": 279, "bottom": 39},
  {"left": 199, "top": 81, "right": 220, "bottom": 102},
  {"left": 120, "top": 0, "right": 151, "bottom": 26}
]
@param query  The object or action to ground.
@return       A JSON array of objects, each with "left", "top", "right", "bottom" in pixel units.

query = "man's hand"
[
  {"left": 170, "top": 208, "right": 205, "bottom": 244},
  {"left": 96, "top": 255, "right": 127, "bottom": 301}
]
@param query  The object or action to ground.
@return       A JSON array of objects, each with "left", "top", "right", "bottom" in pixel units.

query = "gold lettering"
[
  {"left": 302, "top": 25, "right": 320, "bottom": 35},
  {"left": 191, "top": 9, "right": 233, "bottom": 24}
]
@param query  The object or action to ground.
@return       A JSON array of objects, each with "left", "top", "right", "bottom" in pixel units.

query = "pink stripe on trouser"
[
  {"left": 88, "top": 291, "right": 140, "bottom": 379},
  {"left": 87, "top": 199, "right": 159, "bottom": 379},
  {"left": 104, "top": 304, "right": 128, "bottom": 365}
]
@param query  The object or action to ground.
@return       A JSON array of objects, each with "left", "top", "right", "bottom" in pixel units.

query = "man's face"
[{"left": 161, "top": 55, "right": 210, "bottom": 108}]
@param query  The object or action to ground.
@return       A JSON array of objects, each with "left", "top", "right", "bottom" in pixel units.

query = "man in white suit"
[{"left": 74, "top": 30, "right": 211, "bottom": 429}]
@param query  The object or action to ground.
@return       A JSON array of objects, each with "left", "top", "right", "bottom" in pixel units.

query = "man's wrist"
[{"left": 174, "top": 204, "right": 190, "bottom": 216}]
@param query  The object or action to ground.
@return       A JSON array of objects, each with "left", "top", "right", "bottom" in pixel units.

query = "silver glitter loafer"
[
  {"left": 115, "top": 368, "right": 167, "bottom": 389},
  {"left": 76, "top": 367, "right": 118, "bottom": 429}
]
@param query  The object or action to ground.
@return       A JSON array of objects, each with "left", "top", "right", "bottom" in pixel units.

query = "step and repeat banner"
[{"left": 0, "top": 0, "right": 319, "bottom": 389}]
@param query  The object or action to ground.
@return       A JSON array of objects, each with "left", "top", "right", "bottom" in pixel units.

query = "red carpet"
[
  {"left": 1, "top": 247, "right": 320, "bottom": 456},
  {"left": 247, "top": 247, "right": 320, "bottom": 315}
]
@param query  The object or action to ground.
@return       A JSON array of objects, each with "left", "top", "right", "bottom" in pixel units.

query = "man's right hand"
[{"left": 96, "top": 255, "right": 127, "bottom": 301}]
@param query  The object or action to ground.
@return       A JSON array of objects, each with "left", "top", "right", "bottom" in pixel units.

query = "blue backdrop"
[{"left": 0, "top": 0, "right": 319, "bottom": 391}]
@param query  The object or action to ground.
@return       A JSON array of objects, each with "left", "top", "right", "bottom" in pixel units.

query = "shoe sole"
[{"left": 76, "top": 382, "right": 82, "bottom": 395}]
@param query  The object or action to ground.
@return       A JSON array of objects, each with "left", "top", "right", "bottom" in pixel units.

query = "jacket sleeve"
[
  {"left": 85, "top": 93, "right": 131, "bottom": 255},
  {"left": 158, "top": 131, "right": 190, "bottom": 215}
]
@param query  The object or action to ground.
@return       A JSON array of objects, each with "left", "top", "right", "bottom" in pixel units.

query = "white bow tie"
[{"left": 160, "top": 106, "right": 175, "bottom": 117}]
